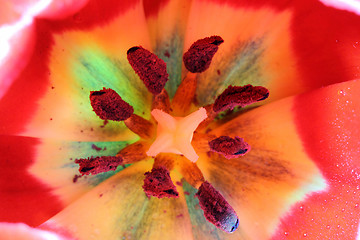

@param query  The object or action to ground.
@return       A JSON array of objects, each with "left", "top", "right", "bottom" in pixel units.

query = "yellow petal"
[{"left": 40, "top": 161, "right": 194, "bottom": 240}]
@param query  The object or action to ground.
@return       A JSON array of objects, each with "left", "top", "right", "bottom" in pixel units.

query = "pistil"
[{"left": 146, "top": 108, "right": 208, "bottom": 162}]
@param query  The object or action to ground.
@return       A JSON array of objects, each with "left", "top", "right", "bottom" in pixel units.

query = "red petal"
[
  {"left": 143, "top": 0, "right": 170, "bottom": 18},
  {"left": 274, "top": 79, "right": 360, "bottom": 239},
  {"left": 0, "top": 135, "right": 63, "bottom": 226}
]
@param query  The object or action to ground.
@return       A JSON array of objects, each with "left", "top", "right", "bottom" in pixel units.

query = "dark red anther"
[
  {"left": 90, "top": 88, "right": 133, "bottom": 121},
  {"left": 209, "top": 136, "right": 250, "bottom": 159},
  {"left": 213, "top": 85, "right": 269, "bottom": 112},
  {"left": 75, "top": 156, "right": 123, "bottom": 175},
  {"left": 195, "top": 181, "right": 239, "bottom": 233},
  {"left": 142, "top": 166, "right": 179, "bottom": 198},
  {"left": 127, "top": 46, "right": 169, "bottom": 95},
  {"left": 183, "top": 36, "right": 224, "bottom": 73}
]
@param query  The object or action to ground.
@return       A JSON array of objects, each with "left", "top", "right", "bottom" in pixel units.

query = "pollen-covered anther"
[
  {"left": 75, "top": 156, "right": 123, "bottom": 175},
  {"left": 142, "top": 166, "right": 179, "bottom": 198},
  {"left": 196, "top": 181, "right": 239, "bottom": 233},
  {"left": 90, "top": 88, "right": 134, "bottom": 121},
  {"left": 209, "top": 136, "right": 250, "bottom": 159},
  {"left": 183, "top": 35, "right": 224, "bottom": 73},
  {"left": 127, "top": 46, "right": 169, "bottom": 95},
  {"left": 213, "top": 85, "right": 269, "bottom": 112}
]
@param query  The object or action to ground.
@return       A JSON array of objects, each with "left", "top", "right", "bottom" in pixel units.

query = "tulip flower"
[{"left": 1, "top": 0, "right": 360, "bottom": 239}]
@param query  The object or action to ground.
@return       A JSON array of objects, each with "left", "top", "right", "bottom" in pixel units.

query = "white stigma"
[{"left": 146, "top": 107, "right": 207, "bottom": 162}]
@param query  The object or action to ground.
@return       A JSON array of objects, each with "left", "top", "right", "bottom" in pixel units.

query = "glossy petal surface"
[{"left": 273, "top": 79, "right": 360, "bottom": 239}]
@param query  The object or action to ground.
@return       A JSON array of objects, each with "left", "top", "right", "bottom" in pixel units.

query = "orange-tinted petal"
[
  {"left": 143, "top": 0, "right": 192, "bottom": 97},
  {"left": 40, "top": 162, "right": 194, "bottom": 240},
  {"left": 198, "top": 79, "right": 360, "bottom": 239},
  {"left": 186, "top": 0, "right": 360, "bottom": 106},
  {"left": 197, "top": 92, "right": 327, "bottom": 239}
]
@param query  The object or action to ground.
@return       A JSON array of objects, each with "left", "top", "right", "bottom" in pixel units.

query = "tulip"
[{"left": 1, "top": 0, "right": 360, "bottom": 239}]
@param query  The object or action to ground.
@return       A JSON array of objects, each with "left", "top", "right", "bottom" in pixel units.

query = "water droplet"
[
  {"left": 337, "top": 224, "right": 341, "bottom": 228},
  {"left": 303, "top": 233, "right": 307, "bottom": 237},
  {"left": 284, "top": 231, "right": 289, "bottom": 236},
  {"left": 355, "top": 203, "right": 359, "bottom": 208},
  {"left": 299, "top": 206, "right": 304, "bottom": 211},
  {"left": 326, "top": 225, "right": 331, "bottom": 229}
]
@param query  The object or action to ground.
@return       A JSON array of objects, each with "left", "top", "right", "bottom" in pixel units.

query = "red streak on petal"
[
  {"left": 143, "top": 0, "right": 170, "bottom": 18},
  {"left": 0, "top": 136, "right": 63, "bottom": 226},
  {"left": 48, "top": 0, "right": 141, "bottom": 31}
]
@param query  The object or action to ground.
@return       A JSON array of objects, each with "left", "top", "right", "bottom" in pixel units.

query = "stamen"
[
  {"left": 183, "top": 36, "right": 224, "bottom": 73},
  {"left": 171, "top": 72, "right": 197, "bottom": 115},
  {"left": 152, "top": 89, "right": 171, "bottom": 113},
  {"left": 127, "top": 46, "right": 169, "bottom": 95},
  {"left": 213, "top": 85, "right": 269, "bottom": 112},
  {"left": 75, "top": 156, "right": 123, "bottom": 175},
  {"left": 142, "top": 166, "right": 179, "bottom": 198},
  {"left": 197, "top": 104, "right": 217, "bottom": 130},
  {"left": 90, "top": 88, "right": 133, "bottom": 121},
  {"left": 116, "top": 141, "right": 150, "bottom": 164},
  {"left": 195, "top": 181, "right": 239, "bottom": 233},
  {"left": 124, "top": 114, "right": 155, "bottom": 139},
  {"left": 153, "top": 154, "right": 175, "bottom": 171},
  {"left": 177, "top": 156, "right": 205, "bottom": 189},
  {"left": 209, "top": 136, "right": 250, "bottom": 159}
]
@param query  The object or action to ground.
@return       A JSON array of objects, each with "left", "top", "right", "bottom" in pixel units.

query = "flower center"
[
  {"left": 74, "top": 36, "right": 270, "bottom": 233},
  {"left": 146, "top": 107, "right": 207, "bottom": 162}
]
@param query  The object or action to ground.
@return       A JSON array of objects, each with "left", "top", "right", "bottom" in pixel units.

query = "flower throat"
[{"left": 75, "top": 36, "right": 269, "bottom": 233}]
